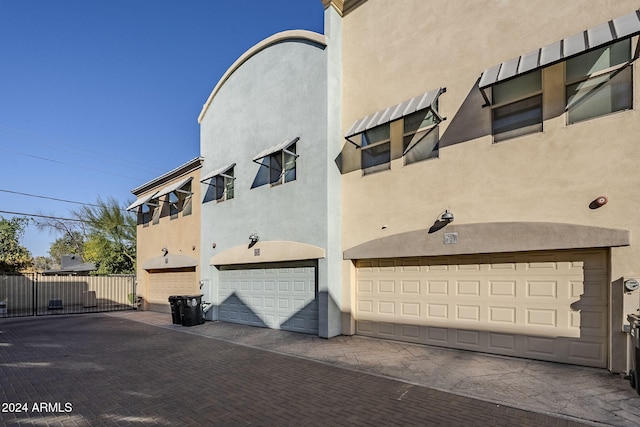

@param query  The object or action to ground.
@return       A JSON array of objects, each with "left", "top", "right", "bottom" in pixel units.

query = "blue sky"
[{"left": 0, "top": 0, "right": 324, "bottom": 258}]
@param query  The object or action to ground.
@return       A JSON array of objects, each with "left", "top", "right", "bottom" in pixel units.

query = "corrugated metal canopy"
[
  {"left": 344, "top": 88, "right": 445, "bottom": 139},
  {"left": 252, "top": 137, "right": 299, "bottom": 162},
  {"left": 479, "top": 9, "right": 640, "bottom": 90},
  {"left": 155, "top": 177, "right": 193, "bottom": 198},
  {"left": 200, "top": 163, "right": 236, "bottom": 182},
  {"left": 126, "top": 191, "right": 158, "bottom": 211}
]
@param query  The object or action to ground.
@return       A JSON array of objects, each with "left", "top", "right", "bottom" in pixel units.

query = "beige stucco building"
[
  {"left": 128, "top": 0, "right": 640, "bottom": 374},
  {"left": 329, "top": 0, "right": 640, "bottom": 372},
  {"left": 128, "top": 158, "right": 203, "bottom": 312}
]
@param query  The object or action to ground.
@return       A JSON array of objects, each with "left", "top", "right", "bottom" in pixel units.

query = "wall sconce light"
[
  {"left": 161, "top": 247, "right": 168, "bottom": 256},
  {"left": 248, "top": 232, "right": 259, "bottom": 248},
  {"left": 440, "top": 210, "right": 454, "bottom": 223},
  {"left": 589, "top": 195, "right": 608, "bottom": 209}
]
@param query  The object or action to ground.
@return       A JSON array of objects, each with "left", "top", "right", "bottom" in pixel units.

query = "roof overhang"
[
  {"left": 252, "top": 137, "right": 299, "bottom": 164},
  {"left": 200, "top": 163, "right": 236, "bottom": 182},
  {"left": 478, "top": 9, "right": 640, "bottom": 104},
  {"left": 126, "top": 191, "right": 158, "bottom": 211},
  {"left": 344, "top": 222, "right": 630, "bottom": 260},
  {"left": 155, "top": 177, "right": 193, "bottom": 199},
  {"left": 344, "top": 88, "right": 446, "bottom": 147},
  {"left": 143, "top": 254, "right": 198, "bottom": 270},
  {"left": 210, "top": 241, "right": 325, "bottom": 266}
]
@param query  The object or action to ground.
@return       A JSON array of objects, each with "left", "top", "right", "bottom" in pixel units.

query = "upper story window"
[
  {"left": 344, "top": 88, "right": 446, "bottom": 174},
  {"left": 201, "top": 163, "right": 236, "bottom": 202},
  {"left": 215, "top": 167, "right": 235, "bottom": 200},
  {"left": 126, "top": 192, "right": 160, "bottom": 226},
  {"left": 150, "top": 198, "right": 161, "bottom": 224},
  {"left": 169, "top": 180, "right": 192, "bottom": 218},
  {"left": 491, "top": 70, "right": 543, "bottom": 142},
  {"left": 361, "top": 124, "right": 391, "bottom": 175},
  {"left": 252, "top": 137, "right": 299, "bottom": 187},
  {"left": 269, "top": 142, "right": 296, "bottom": 185},
  {"left": 480, "top": 9, "right": 640, "bottom": 132},
  {"left": 566, "top": 39, "right": 633, "bottom": 124},
  {"left": 153, "top": 177, "right": 193, "bottom": 221},
  {"left": 403, "top": 107, "right": 440, "bottom": 164}
]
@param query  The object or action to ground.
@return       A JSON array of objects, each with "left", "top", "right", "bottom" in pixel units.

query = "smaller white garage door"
[
  {"left": 148, "top": 269, "right": 199, "bottom": 313},
  {"left": 218, "top": 262, "right": 317, "bottom": 334}
]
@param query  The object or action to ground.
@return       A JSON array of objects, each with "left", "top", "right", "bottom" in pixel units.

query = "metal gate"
[{"left": 0, "top": 273, "right": 136, "bottom": 318}]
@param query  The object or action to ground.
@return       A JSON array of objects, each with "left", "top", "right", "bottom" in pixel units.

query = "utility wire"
[
  {"left": 0, "top": 210, "right": 86, "bottom": 223},
  {"left": 0, "top": 147, "right": 142, "bottom": 181},
  {"left": 0, "top": 189, "right": 103, "bottom": 208},
  {"left": 0, "top": 189, "right": 134, "bottom": 214},
  {"left": 0, "top": 124, "right": 165, "bottom": 174}
]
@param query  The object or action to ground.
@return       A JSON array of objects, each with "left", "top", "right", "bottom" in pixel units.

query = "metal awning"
[
  {"left": 155, "top": 177, "right": 193, "bottom": 199},
  {"left": 479, "top": 9, "right": 640, "bottom": 92},
  {"left": 126, "top": 191, "right": 158, "bottom": 211},
  {"left": 252, "top": 137, "right": 299, "bottom": 163},
  {"left": 200, "top": 163, "right": 236, "bottom": 182},
  {"left": 344, "top": 88, "right": 446, "bottom": 146}
]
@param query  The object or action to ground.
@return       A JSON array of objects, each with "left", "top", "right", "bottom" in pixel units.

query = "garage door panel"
[
  {"left": 219, "top": 265, "right": 317, "bottom": 334},
  {"left": 148, "top": 270, "right": 198, "bottom": 313},
  {"left": 355, "top": 250, "right": 608, "bottom": 367}
]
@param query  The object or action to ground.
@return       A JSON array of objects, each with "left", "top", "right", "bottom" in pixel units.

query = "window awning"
[
  {"left": 252, "top": 137, "right": 299, "bottom": 163},
  {"left": 126, "top": 191, "right": 158, "bottom": 211},
  {"left": 155, "top": 177, "right": 193, "bottom": 199},
  {"left": 200, "top": 163, "right": 236, "bottom": 182},
  {"left": 344, "top": 88, "right": 446, "bottom": 146},
  {"left": 479, "top": 9, "right": 640, "bottom": 92}
]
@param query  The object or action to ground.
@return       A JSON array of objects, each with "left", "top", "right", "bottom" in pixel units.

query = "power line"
[
  {"left": 0, "top": 189, "right": 134, "bottom": 214},
  {"left": 0, "top": 147, "right": 143, "bottom": 181},
  {"left": 0, "top": 189, "right": 103, "bottom": 208},
  {"left": 0, "top": 210, "right": 86, "bottom": 223},
  {"left": 0, "top": 124, "right": 165, "bottom": 174}
]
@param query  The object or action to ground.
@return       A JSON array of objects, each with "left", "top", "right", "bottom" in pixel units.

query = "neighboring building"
[
  {"left": 128, "top": 158, "right": 203, "bottom": 313},
  {"left": 197, "top": 30, "right": 343, "bottom": 338},
  {"left": 332, "top": 0, "right": 640, "bottom": 372},
  {"left": 130, "top": 1, "right": 640, "bottom": 373},
  {"left": 42, "top": 254, "right": 96, "bottom": 276}
]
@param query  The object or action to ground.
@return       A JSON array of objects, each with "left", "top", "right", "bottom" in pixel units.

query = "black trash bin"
[
  {"left": 627, "top": 314, "right": 640, "bottom": 393},
  {"left": 181, "top": 295, "right": 205, "bottom": 327},
  {"left": 168, "top": 296, "right": 183, "bottom": 325}
]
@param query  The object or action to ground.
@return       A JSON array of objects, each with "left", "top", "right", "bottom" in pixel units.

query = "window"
[
  {"left": 269, "top": 142, "right": 296, "bottom": 185},
  {"left": 344, "top": 88, "right": 445, "bottom": 174},
  {"left": 214, "top": 166, "right": 234, "bottom": 201},
  {"left": 361, "top": 124, "right": 390, "bottom": 174},
  {"left": 252, "top": 137, "right": 298, "bottom": 187},
  {"left": 491, "top": 70, "right": 542, "bottom": 142},
  {"left": 566, "top": 39, "right": 633, "bottom": 124},
  {"left": 403, "top": 107, "right": 440, "bottom": 164},
  {"left": 169, "top": 181, "right": 192, "bottom": 218},
  {"left": 151, "top": 198, "right": 161, "bottom": 225}
]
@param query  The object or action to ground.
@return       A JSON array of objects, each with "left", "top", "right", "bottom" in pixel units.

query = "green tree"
[
  {"left": 0, "top": 216, "right": 33, "bottom": 273},
  {"left": 35, "top": 197, "right": 136, "bottom": 275},
  {"left": 32, "top": 255, "right": 54, "bottom": 272},
  {"left": 48, "top": 231, "right": 85, "bottom": 267},
  {"left": 77, "top": 197, "right": 136, "bottom": 274}
]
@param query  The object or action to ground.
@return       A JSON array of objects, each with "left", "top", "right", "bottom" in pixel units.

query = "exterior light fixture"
[
  {"left": 248, "top": 232, "right": 259, "bottom": 248},
  {"left": 440, "top": 210, "right": 454, "bottom": 223}
]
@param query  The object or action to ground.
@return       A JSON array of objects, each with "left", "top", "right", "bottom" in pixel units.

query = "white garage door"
[
  {"left": 356, "top": 250, "right": 608, "bottom": 367},
  {"left": 218, "top": 262, "right": 318, "bottom": 334},
  {"left": 148, "top": 269, "right": 199, "bottom": 313}
]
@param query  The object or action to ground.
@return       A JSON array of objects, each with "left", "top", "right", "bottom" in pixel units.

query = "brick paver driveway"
[{"left": 0, "top": 315, "right": 587, "bottom": 426}]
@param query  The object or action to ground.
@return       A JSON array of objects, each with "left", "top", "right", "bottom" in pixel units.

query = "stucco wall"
[
  {"left": 338, "top": 0, "right": 640, "bottom": 371},
  {"left": 135, "top": 168, "right": 202, "bottom": 308},
  {"left": 199, "top": 31, "right": 342, "bottom": 336}
]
